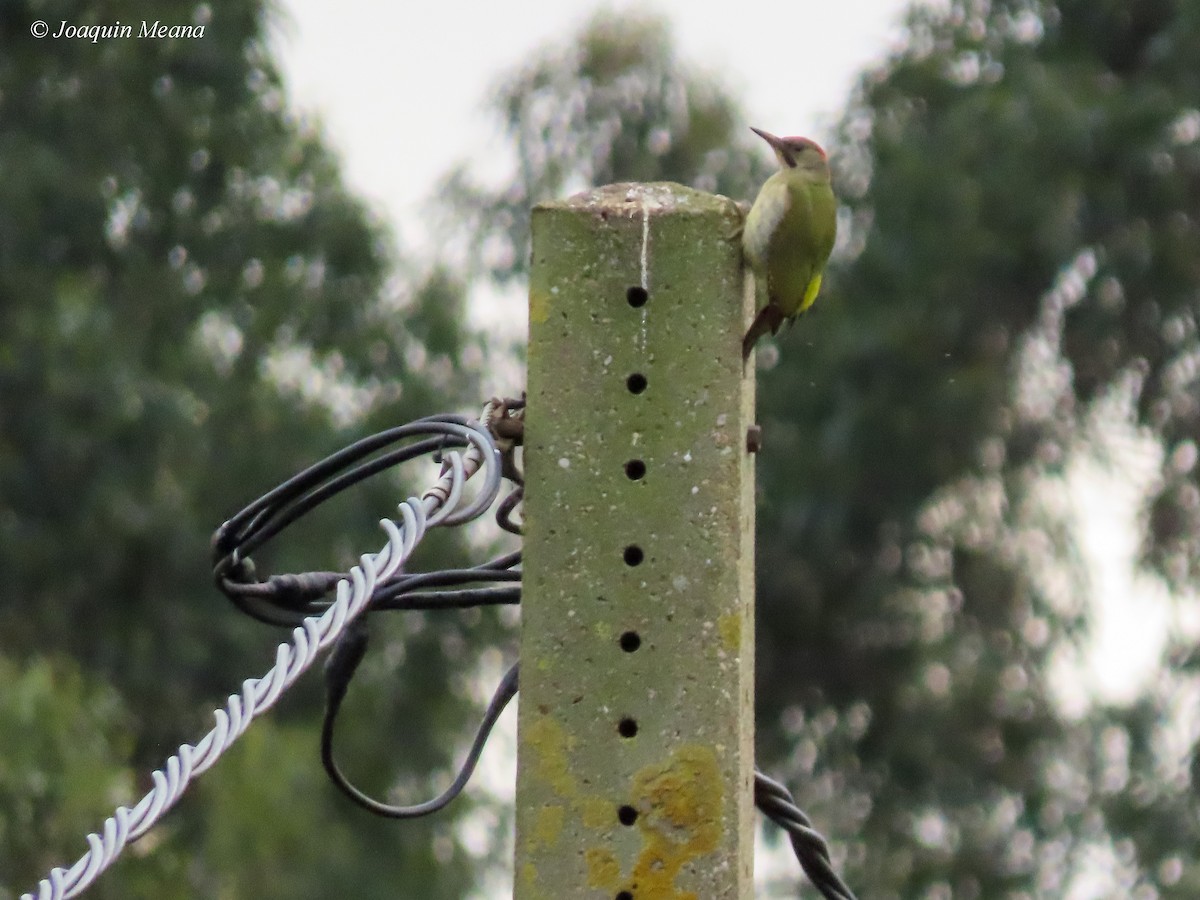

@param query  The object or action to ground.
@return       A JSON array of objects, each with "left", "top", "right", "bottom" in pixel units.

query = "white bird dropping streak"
[
  {"left": 639, "top": 196, "right": 651, "bottom": 351},
  {"left": 640, "top": 196, "right": 651, "bottom": 290}
]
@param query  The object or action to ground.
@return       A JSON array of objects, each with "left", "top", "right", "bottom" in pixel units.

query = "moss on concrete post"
[{"left": 517, "top": 182, "right": 756, "bottom": 900}]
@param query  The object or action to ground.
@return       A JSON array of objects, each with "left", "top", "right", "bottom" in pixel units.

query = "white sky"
[{"left": 272, "top": 0, "right": 914, "bottom": 248}]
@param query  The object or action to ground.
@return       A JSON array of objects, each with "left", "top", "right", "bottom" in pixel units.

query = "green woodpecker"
[{"left": 741, "top": 127, "right": 837, "bottom": 360}]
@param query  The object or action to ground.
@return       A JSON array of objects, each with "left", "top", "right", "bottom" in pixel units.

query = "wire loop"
[
  {"left": 24, "top": 407, "right": 503, "bottom": 900},
  {"left": 25, "top": 396, "right": 855, "bottom": 900},
  {"left": 322, "top": 661, "right": 519, "bottom": 819}
]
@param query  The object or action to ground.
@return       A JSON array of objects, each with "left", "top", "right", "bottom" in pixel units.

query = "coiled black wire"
[{"left": 212, "top": 407, "right": 855, "bottom": 898}]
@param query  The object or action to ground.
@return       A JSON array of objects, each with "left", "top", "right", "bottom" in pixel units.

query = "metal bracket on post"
[{"left": 517, "top": 183, "right": 756, "bottom": 899}]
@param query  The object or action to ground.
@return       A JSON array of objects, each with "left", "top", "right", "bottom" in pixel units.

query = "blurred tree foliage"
[
  {"left": 438, "top": 12, "right": 769, "bottom": 286},
  {"left": 0, "top": 1, "right": 501, "bottom": 897},
  {"left": 444, "top": 3, "right": 1200, "bottom": 896},
  {"left": 6, "top": 0, "right": 1200, "bottom": 896}
]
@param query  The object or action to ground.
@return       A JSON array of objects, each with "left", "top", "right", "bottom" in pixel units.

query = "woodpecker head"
[{"left": 751, "top": 127, "right": 829, "bottom": 176}]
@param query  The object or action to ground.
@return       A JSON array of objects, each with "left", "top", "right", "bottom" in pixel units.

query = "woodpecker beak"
[{"left": 750, "top": 126, "right": 795, "bottom": 168}]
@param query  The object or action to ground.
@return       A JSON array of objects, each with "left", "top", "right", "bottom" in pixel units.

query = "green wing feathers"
[
  {"left": 764, "top": 176, "right": 835, "bottom": 318},
  {"left": 742, "top": 166, "right": 837, "bottom": 358}
]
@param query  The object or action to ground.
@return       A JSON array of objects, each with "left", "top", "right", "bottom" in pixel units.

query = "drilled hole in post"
[
  {"left": 624, "top": 459, "right": 646, "bottom": 480},
  {"left": 626, "top": 373, "right": 647, "bottom": 394},
  {"left": 623, "top": 545, "right": 644, "bottom": 567},
  {"left": 619, "top": 631, "right": 641, "bottom": 652},
  {"left": 618, "top": 805, "right": 639, "bottom": 826},
  {"left": 618, "top": 717, "right": 639, "bottom": 738},
  {"left": 627, "top": 286, "right": 648, "bottom": 308},
  {"left": 616, "top": 892, "right": 634, "bottom": 900}
]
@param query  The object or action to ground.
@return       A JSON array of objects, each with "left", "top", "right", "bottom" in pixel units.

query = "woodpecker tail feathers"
[{"left": 742, "top": 304, "right": 785, "bottom": 361}]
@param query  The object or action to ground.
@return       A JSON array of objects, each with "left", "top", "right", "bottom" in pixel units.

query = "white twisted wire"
[{"left": 23, "top": 412, "right": 500, "bottom": 900}]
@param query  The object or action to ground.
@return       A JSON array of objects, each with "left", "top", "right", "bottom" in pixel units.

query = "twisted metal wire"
[
  {"left": 21, "top": 411, "right": 502, "bottom": 900},
  {"left": 755, "top": 771, "right": 858, "bottom": 900},
  {"left": 23, "top": 397, "right": 857, "bottom": 899}
]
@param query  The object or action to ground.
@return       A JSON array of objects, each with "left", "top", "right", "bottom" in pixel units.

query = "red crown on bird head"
[
  {"left": 750, "top": 127, "right": 827, "bottom": 163},
  {"left": 780, "top": 136, "right": 826, "bottom": 157}
]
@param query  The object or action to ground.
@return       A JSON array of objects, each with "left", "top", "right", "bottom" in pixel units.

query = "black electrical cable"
[
  {"left": 211, "top": 415, "right": 498, "bottom": 624},
  {"left": 378, "top": 586, "right": 520, "bottom": 610},
  {"left": 213, "top": 415, "right": 493, "bottom": 572},
  {"left": 215, "top": 429, "right": 444, "bottom": 565},
  {"left": 496, "top": 485, "right": 524, "bottom": 535},
  {"left": 371, "top": 563, "right": 521, "bottom": 608},
  {"left": 321, "top": 643, "right": 519, "bottom": 819},
  {"left": 211, "top": 406, "right": 856, "bottom": 900},
  {"left": 224, "top": 559, "right": 523, "bottom": 620},
  {"left": 224, "top": 436, "right": 448, "bottom": 562}
]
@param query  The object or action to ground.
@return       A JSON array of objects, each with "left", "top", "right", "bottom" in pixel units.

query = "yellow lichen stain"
[
  {"left": 525, "top": 716, "right": 576, "bottom": 798},
  {"left": 522, "top": 719, "right": 727, "bottom": 897},
  {"left": 519, "top": 861, "right": 538, "bottom": 892},
  {"left": 523, "top": 716, "right": 620, "bottom": 891},
  {"left": 717, "top": 612, "right": 741, "bottom": 655},
  {"left": 533, "top": 804, "right": 565, "bottom": 849},
  {"left": 530, "top": 287, "right": 552, "bottom": 324},
  {"left": 593, "top": 620, "right": 612, "bottom": 642},
  {"left": 628, "top": 745, "right": 724, "bottom": 899},
  {"left": 585, "top": 847, "right": 621, "bottom": 889},
  {"left": 581, "top": 794, "right": 615, "bottom": 829}
]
